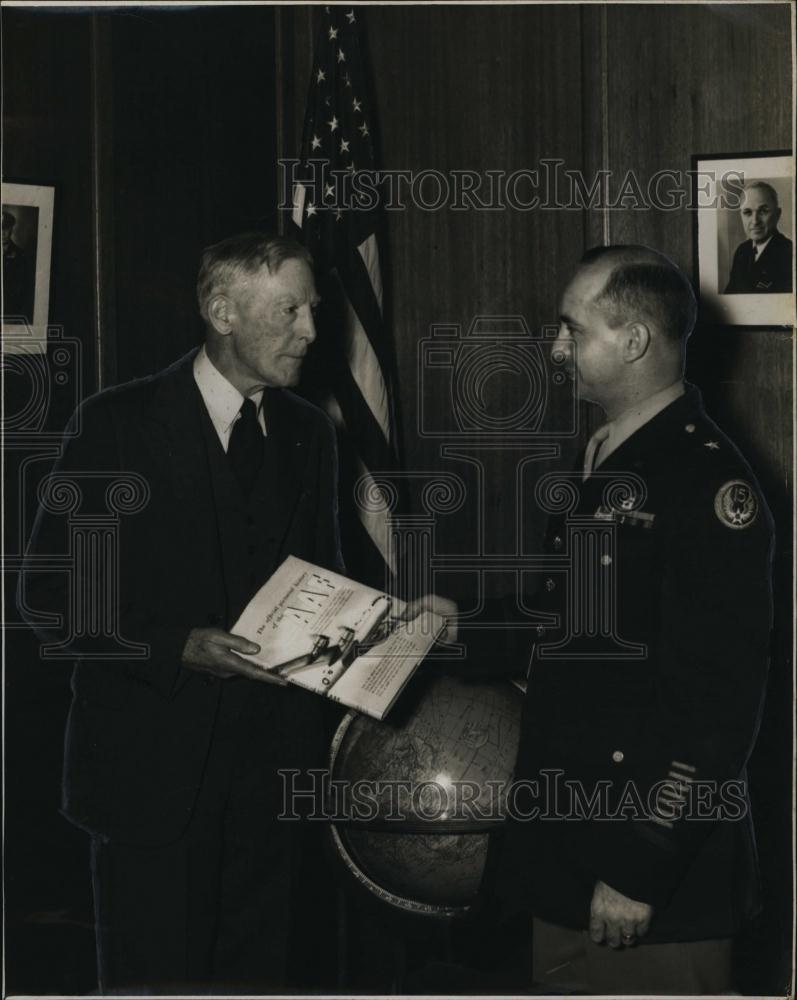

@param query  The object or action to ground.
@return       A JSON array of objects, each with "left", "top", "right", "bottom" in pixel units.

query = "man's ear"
[
  {"left": 207, "top": 294, "right": 234, "bottom": 336},
  {"left": 623, "top": 322, "right": 651, "bottom": 363}
]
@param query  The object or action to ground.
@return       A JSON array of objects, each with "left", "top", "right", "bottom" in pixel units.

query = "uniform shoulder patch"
[{"left": 714, "top": 479, "right": 759, "bottom": 530}]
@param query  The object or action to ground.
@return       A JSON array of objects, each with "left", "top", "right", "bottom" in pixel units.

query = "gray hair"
[
  {"left": 197, "top": 232, "right": 313, "bottom": 323},
  {"left": 742, "top": 180, "right": 779, "bottom": 207}
]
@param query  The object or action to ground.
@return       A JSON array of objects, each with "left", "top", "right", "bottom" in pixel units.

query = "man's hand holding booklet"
[{"left": 232, "top": 556, "right": 450, "bottom": 720}]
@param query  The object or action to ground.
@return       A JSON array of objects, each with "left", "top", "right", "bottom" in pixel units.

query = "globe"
[{"left": 328, "top": 671, "right": 523, "bottom": 919}]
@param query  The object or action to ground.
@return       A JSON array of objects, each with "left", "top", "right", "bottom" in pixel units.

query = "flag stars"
[
  {"left": 344, "top": 73, "right": 352, "bottom": 88},
  {"left": 340, "top": 138, "right": 350, "bottom": 153},
  {"left": 328, "top": 26, "right": 338, "bottom": 40},
  {"left": 358, "top": 122, "right": 369, "bottom": 137},
  {"left": 704, "top": 441, "right": 720, "bottom": 450},
  {"left": 324, "top": 183, "right": 335, "bottom": 199},
  {"left": 346, "top": 9, "right": 356, "bottom": 22},
  {"left": 352, "top": 97, "right": 362, "bottom": 112},
  {"left": 311, "top": 135, "right": 322, "bottom": 150},
  {"left": 334, "top": 209, "right": 343, "bottom": 222},
  {"left": 337, "top": 48, "right": 346, "bottom": 63},
  {"left": 328, "top": 115, "right": 339, "bottom": 132},
  {"left": 316, "top": 68, "right": 326, "bottom": 83}
]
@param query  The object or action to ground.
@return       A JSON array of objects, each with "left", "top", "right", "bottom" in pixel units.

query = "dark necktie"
[{"left": 227, "top": 397, "right": 263, "bottom": 494}]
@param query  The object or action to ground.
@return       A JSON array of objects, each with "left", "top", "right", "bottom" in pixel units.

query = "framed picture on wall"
[
  {"left": 693, "top": 151, "right": 794, "bottom": 327},
  {"left": 2, "top": 181, "right": 55, "bottom": 354}
]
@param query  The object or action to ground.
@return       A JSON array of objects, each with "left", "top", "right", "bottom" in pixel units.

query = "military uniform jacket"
[{"left": 484, "top": 386, "right": 774, "bottom": 942}]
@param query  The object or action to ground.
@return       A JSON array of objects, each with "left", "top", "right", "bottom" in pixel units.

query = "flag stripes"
[{"left": 289, "top": 7, "right": 399, "bottom": 587}]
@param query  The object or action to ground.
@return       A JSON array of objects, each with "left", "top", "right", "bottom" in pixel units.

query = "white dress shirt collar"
[
  {"left": 193, "top": 346, "right": 266, "bottom": 451},
  {"left": 752, "top": 235, "right": 773, "bottom": 260}
]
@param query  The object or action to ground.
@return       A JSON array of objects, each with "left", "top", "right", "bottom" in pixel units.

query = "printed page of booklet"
[{"left": 232, "top": 555, "right": 445, "bottom": 720}]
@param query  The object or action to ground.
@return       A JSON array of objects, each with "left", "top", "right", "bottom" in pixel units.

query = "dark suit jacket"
[
  {"left": 724, "top": 230, "right": 793, "bottom": 293},
  {"left": 466, "top": 387, "right": 774, "bottom": 942},
  {"left": 19, "top": 348, "right": 343, "bottom": 846}
]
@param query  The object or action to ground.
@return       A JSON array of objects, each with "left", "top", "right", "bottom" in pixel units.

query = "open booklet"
[{"left": 232, "top": 556, "right": 445, "bottom": 720}]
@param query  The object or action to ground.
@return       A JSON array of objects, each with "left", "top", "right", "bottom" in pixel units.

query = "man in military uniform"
[
  {"left": 479, "top": 245, "right": 774, "bottom": 994},
  {"left": 411, "top": 246, "right": 775, "bottom": 994}
]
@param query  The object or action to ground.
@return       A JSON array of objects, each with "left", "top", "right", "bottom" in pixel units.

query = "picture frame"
[
  {"left": 2, "top": 181, "right": 55, "bottom": 353},
  {"left": 692, "top": 151, "right": 794, "bottom": 327}
]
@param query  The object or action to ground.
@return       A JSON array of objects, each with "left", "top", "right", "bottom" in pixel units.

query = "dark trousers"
[
  {"left": 90, "top": 680, "right": 323, "bottom": 993},
  {"left": 532, "top": 916, "right": 734, "bottom": 995}
]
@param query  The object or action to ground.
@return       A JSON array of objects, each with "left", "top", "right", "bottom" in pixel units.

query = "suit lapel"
[{"left": 142, "top": 349, "right": 217, "bottom": 542}]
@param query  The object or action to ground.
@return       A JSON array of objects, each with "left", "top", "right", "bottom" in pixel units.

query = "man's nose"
[{"left": 298, "top": 307, "right": 317, "bottom": 344}]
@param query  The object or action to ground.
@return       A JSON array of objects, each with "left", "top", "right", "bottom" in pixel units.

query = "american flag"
[{"left": 290, "top": 6, "right": 399, "bottom": 589}]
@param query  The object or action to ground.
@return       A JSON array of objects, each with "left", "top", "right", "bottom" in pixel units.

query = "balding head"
[
  {"left": 555, "top": 245, "right": 695, "bottom": 417},
  {"left": 579, "top": 245, "right": 697, "bottom": 343}
]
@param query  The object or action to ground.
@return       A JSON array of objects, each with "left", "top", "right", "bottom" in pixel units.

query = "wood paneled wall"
[
  {"left": 106, "top": 7, "right": 279, "bottom": 383},
  {"left": 280, "top": 2, "right": 792, "bottom": 572}
]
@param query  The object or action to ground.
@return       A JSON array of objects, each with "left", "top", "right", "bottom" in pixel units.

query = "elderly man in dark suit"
[
  {"left": 19, "top": 233, "right": 344, "bottom": 992},
  {"left": 724, "top": 181, "right": 792, "bottom": 293}
]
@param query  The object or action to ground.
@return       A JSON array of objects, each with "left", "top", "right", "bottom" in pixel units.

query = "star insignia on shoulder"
[{"left": 704, "top": 441, "right": 720, "bottom": 450}]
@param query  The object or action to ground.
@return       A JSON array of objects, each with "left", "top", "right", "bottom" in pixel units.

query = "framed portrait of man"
[
  {"left": 693, "top": 151, "right": 793, "bottom": 326},
  {"left": 2, "top": 181, "right": 55, "bottom": 354}
]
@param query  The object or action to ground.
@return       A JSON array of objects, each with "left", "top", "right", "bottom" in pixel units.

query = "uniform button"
[
  {"left": 612, "top": 750, "right": 624, "bottom": 763},
  {"left": 545, "top": 578, "right": 556, "bottom": 591},
  {"left": 685, "top": 424, "right": 695, "bottom": 433}
]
